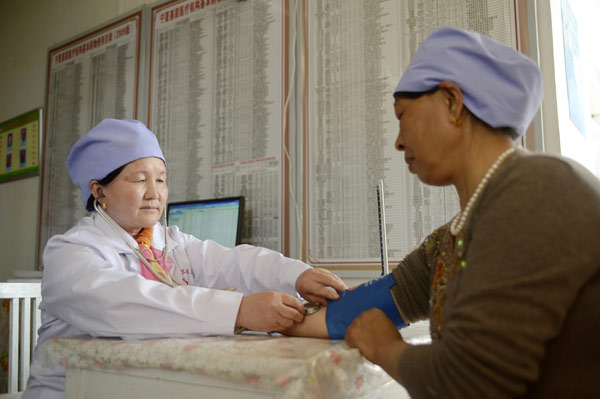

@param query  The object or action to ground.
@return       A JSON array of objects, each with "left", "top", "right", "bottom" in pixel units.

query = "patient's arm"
[
  {"left": 281, "top": 306, "right": 329, "bottom": 338},
  {"left": 282, "top": 273, "right": 409, "bottom": 339}
]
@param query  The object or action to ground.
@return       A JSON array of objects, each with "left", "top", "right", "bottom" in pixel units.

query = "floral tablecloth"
[{"left": 37, "top": 333, "right": 408, "bottom": 398}]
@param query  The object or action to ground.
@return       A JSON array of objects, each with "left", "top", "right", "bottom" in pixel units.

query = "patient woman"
[
  {"left": 286, "top": 27, "right": 600, "bottom": 398},
  {"left": 23, "top": 119, "right": 346, "bottom": 399}
]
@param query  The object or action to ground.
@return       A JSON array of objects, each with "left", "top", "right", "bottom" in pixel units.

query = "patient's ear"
[{"left": 438, "top": 81, "right": 465, "bottom": 122}]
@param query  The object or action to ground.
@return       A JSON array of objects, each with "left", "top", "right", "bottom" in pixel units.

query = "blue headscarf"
[
  {"left": 394, "top": 26, "right": 543, "bottom": 137},
  {"left": 66, "top": 119, "right": 165, "bottom": 209}
]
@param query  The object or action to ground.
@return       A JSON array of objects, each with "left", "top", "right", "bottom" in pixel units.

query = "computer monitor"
[{"left": 167, "top": 196, "right": 244, "bottom": 248}]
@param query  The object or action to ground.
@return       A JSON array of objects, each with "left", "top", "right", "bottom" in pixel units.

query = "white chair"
[{"left": 0, "top": 282, "right": 42, "bottom": 397}]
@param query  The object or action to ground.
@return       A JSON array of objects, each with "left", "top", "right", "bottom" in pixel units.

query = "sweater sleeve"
[
  {"left": 395, "top": 155, "right": 600, "bottom": 398},
  {"left": 390, "top": 229, "right": 441, "bottom": 322}
]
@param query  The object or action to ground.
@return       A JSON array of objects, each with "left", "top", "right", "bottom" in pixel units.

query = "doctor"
[{"left": 23, "top": 119, "right": 346, "bottom": 399}]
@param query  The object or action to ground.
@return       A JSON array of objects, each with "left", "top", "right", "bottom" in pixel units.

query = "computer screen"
[{"left": 167, "top": 196, "right": 244, "bottom": 248}]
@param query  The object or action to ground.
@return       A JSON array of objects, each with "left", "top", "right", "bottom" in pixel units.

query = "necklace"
[{"left": 450, "top": 147, "right": 515, "bottom": 236}]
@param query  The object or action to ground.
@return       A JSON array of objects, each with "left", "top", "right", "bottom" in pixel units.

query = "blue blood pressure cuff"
[{"left": 326, "top": 273, "right": 408, "bottom": 339}]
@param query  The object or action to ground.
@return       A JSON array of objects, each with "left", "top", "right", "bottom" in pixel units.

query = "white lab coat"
[{"left": 23, "top": 212, "right": 310, "bottom": 399}]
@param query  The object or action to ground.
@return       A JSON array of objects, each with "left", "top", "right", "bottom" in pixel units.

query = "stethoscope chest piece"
[{"left": 303, "top": 302, "right": 320, "bottom": 315}]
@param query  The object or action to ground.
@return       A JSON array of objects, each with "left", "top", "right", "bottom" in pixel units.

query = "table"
[{"left": 37, "top": 333, "right": 419, "bottom": 398}]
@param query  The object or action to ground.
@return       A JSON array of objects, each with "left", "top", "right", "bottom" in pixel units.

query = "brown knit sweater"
[{"left": 390, "top": 150, "right": 600, "bottom": 398}]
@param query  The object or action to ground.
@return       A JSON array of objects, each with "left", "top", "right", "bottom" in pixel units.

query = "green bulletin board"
[{"left": 0, "top": 108, "right": 42, "bottom": 182}]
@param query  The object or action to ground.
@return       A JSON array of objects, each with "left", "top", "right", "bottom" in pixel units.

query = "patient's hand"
[{"left": 280, "top": 305, "right": 329, "bottom": 338}]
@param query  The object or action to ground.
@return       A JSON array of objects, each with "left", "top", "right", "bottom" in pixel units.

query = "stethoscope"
[{"left": 93, "top": 199, "right": 187, "bottom": 287}]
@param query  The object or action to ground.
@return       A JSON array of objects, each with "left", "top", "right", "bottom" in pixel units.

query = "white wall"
[
  {"left": 536, "top": 0, "right": 600, "bottom": 176},
  {"left": 560, "top": 0, "right": 600, "bottom": 176},
  {"left": 1, "top": 0, "right": 599, "bottom": 281},
  {"left": 0, "top": 0, "right": 151, "bottom": 281}
]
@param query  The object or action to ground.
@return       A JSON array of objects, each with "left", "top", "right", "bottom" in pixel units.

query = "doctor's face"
[{"left": 100, "top": 157, "right": 168, "bottom": 235}]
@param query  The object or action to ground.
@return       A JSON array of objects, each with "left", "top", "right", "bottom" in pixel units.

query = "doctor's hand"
[
  {"left": 295, "top": 268, "right": 347, "bottom": 305},
  {"left": 235, "top": 291, "right": 305, "bottom": 333}
]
